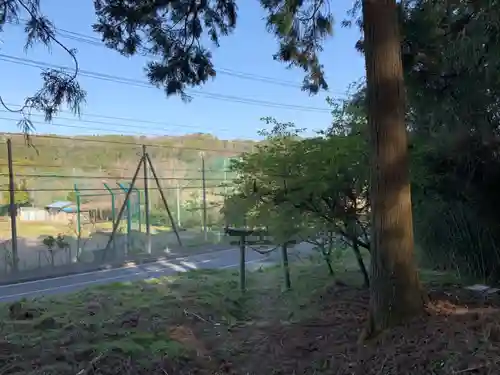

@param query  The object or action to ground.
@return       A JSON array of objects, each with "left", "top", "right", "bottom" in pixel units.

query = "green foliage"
[
  {"left": 260, "top": 0, "right": 333, "bottom": 93},
  {"left": 93, "top": 0, "right": 237, "bottom": 100},
  {"left": 0, "top": 0, "right": 86, "bottom": 132},
  {"left": 2, "top": 179, "right": 31, "bottom": 205},
  {"left": 42, "top": 235, "right": 56, "bottom": 250},
  {"left": 42, "top": 234, "right": 69, "bottom": 251},
  {"left": 326, "top": 0, "right": 500, "bottom": 281},
  {"left": 402, "top": 0, "right": 500, "bottom": 138},
  {"left": 399, "top": 0, "right": 500, "bottom": 280},
  {"left": 93, "top": 0, "right": 331, "bottom": 96},
  {"left": 42, "top": 234, "right": 69, "bottom": 266},
  {"left": 224, "top": 112, "right": 370, "bottom": 248}
]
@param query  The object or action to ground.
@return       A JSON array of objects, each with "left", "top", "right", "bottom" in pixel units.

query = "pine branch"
[{"left": 0, "top": 0, "right": 86, "bottom": 139}]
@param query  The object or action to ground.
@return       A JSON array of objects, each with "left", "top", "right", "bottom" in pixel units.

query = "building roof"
[
  {"left": 61, "top": 201, "right": 112, "bottom": 213},
  {"left": 62, "top": 206, "right": 78, "bottom": 213},
  {"left": 45, "top": 201, "right": 73, "bottom": 209}
]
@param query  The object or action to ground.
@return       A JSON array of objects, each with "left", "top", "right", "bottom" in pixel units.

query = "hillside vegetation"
[{"left": 0, "top": 133, "right": 255, "bottom": 211}]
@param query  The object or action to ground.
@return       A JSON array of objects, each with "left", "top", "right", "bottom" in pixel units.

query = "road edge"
[{"left": 0, "top": 246, "right": 235, "bottom": 287}]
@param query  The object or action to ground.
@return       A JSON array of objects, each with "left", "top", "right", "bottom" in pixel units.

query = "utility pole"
[
  {"left": 6, "top": 139, "right": 19, "bottom": 272},
  {"left": 142, "top": 145, "right": 151, "bottom": 254},
  {"left": 200, "top": 152, "right": 207, "bottom": 240},
  {"left": 223, "top": 158, "right": 228, "bottom": 196}
]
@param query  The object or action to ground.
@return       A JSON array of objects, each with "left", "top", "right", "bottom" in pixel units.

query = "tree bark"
[{"left": 362, "top": 0, "right": 425, "bottom": 335}]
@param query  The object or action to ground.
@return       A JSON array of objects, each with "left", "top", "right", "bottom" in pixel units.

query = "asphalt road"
[{"left": 0, "top": 243, "right": 314, "bottom": 303}]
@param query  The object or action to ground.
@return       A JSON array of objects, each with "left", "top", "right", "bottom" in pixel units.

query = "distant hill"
[{"left": 0, "top": 133, "right": 255, "bottom": 213}]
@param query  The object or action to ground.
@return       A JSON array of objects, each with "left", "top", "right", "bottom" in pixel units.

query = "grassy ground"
[
  {"left": 1, "top": 254, "right": 500, "bottom": 374},
  {"left": 0, "top": 220, "right": 174, "bottom": 238}
]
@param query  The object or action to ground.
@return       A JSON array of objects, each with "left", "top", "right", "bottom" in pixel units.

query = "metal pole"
[
  {"left": 6, "top": 139, "right": 18, "bottom": 272},
  {"left": 176, "top": 182, "right": 181, "bottom": 228},
  {"left": 146, "top": 153, "right": 182, "bottom": 247},
  {"left": 103, "top": 156, "right": 144, "bottom": 258},
  {"left": 200, "top": 152, "right": 207, "bottom": 240},
  {"left": 134, "top": 187, "right": 142, "bottom": 232},
  {"left": 103, "top": 183, "right": 116, "bottom": 223},
  {"left": 223, "top": 158, "right": 228, "bottom": 233},
  {"left": 142, "top": 145, "right": 151, "bottom": 254},
  {"left": 103, "top": 183, "right": 116, "bottom": 256},
  {"left": 128, "top": 184, "right": 142, "bottom": 231},
  {"left": 74, "top": 183, "right": 81, "bottom": 257}
]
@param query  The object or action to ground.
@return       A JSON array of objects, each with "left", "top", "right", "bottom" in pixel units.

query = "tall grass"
[{"left": 414, "top": 199, "right": 500, "bottom": 283}]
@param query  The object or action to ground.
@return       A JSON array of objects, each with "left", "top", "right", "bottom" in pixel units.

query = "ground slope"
[{"left": 1, "top": 261, "right": 500, "bottom": 374}]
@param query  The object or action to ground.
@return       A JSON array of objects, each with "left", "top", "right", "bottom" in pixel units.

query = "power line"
[
  {"left": 0, "top": 116, "right": 178, "bottom": 138},
  {"left": 0, "top": 54, "right": 331, "bottom": 113},
  {"left": 1, "top": 102, "right": 232, "bottom": 134},
  {"left": 0, "top": 185, "right": 228, "bottom": 193},
  {"left": 0, "top": 109, "right": 233, "bottom": 134},
  {"left": 0, "top": 162, "right": 142, "bottom": 170},
  {"left": 0, "top": 162, "right": 231, "bottom": 174},
  {"left": 59, "top": 32, "right": 306, "bottom": 89},
  {"left": 0, "top": 173, "right": 229, "bottom": 181},
  {"left": 8, "top": 19, "right": 327, "bottom": 91}
]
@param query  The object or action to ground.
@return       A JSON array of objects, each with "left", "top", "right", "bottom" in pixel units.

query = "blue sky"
[{"left": 0, "top": 0, "right": 365, "bottom": 140}]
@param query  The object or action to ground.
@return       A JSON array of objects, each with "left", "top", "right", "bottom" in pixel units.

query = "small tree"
[
  {"left": 42, "top": 234, "right": 70, "bottom": 267},
  {"left": 225, "top": 118, "right": 371, "bottom": 285}
]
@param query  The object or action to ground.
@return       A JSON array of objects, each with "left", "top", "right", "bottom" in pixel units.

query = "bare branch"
[{"left": 0, "top": 0, "right": 85, "bottom": 137}]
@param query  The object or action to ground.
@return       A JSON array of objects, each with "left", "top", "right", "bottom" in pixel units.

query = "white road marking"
[{"left": 0, "top": 247, "right": 239, "bottom": 289}]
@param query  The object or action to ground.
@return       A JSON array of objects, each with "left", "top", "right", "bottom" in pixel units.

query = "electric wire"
[
  {"left": 7, "top": 18, "right": 329, "bottom": 91},
  {"left": 0, "top": 108, "right": 233, "bottom": 134},
  {"left": 0, "top": 173, "right": 230, "bottom": 181},
  {"left": 0, "top": 54, "right": 331, "bottom": 113}
]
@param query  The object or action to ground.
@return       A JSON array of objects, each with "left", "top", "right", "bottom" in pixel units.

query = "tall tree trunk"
[{"left": 362, "top": 0, "right": 425, "bottom": 335}]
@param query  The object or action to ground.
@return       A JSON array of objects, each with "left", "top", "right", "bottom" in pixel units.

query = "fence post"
[
  {"left": 200, "top": 152, "right": 207, "bottom": 240},
  {"left": 281, "top": 242, "right": 291, "bottom": 290},
  {"left": 6, "top": 139, "right": 19, "bottom": 272},
  {"left": 74, "top": 184, "right": 81, "bottom": 258},
  {"left": 135, "top": 187, "right": 142, "bottom": 232},
  {"left": 239, "top": 234, "right": 246, "bottom": 292},
  {"left": 142, "top": 145, "right": 151, "bottom": 254},
  {"left": 128, "top": 184, "right": 142, "bottom": 231}
]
